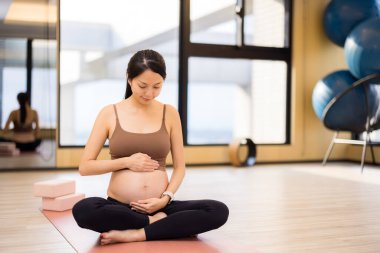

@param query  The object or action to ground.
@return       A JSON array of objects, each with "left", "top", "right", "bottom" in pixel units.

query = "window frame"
[
  {"left": 56, "top": 0, "right": 293, "bottom": 147},
  {"left": 179, "top": 0, "right": 293, "bottom": 146}
]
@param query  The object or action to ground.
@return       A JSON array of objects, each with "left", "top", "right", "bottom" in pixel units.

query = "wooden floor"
[
  {"left": 1, "top": 162, "right": 380, "bottom": 253},
  {"left": 0, "top": 140, "right": 55, "bottom": 170}
]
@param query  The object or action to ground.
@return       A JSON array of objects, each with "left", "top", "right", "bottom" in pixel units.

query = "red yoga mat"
[{"left": 42, "top": 210, "right": 258, "bottom": 253}]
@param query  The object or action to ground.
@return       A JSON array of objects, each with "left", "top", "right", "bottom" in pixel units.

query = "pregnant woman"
[{"left": 72, "top": 49, "right": 229, "bottom": 245}]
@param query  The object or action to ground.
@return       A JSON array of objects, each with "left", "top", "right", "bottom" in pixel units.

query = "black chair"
[{"left": 321, "top": 73, "right": 380, "bottom": 172}]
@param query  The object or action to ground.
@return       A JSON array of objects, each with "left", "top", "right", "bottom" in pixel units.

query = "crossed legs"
[{"left": 72, "top": 197, "right": 229, "bottom": 244}]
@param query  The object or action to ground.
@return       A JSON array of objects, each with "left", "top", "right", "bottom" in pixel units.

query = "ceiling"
[{"left": 0, "top": 0, "right": 56, "bottom": 39}]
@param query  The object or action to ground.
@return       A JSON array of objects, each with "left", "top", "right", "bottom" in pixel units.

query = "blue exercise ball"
[
  {"left": 345, "top": 18, "right": 380, "bottom": 79},
  {"left": 312, "top": 70, "right": 357, "bottom": 120},
  {"left": 312, "top": 70, "right": 370, "bottom": 132},
  {"left": 323, "top": 0, "right": 380, "bottom": 47}
]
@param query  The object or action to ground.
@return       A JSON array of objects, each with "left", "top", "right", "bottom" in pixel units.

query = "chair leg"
[
  {"left": 323, "top": 132, "right": 338, "bottom": 166},
  {"left": 368, "top": 134, "right": 376, "bottom": 164},
  {"left": 361, "top": 132, "right": 370, "bottom": 173}
]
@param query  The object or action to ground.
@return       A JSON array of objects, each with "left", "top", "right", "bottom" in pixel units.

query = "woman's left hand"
[{"left": 130, "top": 197, "right": 168, "bottom": 214}]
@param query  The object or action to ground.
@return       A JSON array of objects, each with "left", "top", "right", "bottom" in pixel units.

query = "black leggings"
[
  {"left": 72, "top": 197, "right": 229, "bottom": 241},
  {"left": 0, "top": 137, "right": 41, "bottom": 151}
]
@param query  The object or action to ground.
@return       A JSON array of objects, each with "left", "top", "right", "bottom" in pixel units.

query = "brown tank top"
[{"left": 109, "top": 104, "right": 171, "bottom": 171}]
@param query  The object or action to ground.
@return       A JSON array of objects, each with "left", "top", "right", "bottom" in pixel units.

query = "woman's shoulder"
[
  {"left": 30, "top": 108, "right": 38, "bottom": 115},
  {"left": 100, "top": 103, "right": 115, "bottom": 111},
  {"left": 163, "top": 104, "right": 180, "bottom": 123},
  {"left": 98, "top": 104, "right": 117, "bottom": 118},
  {"left": 164, "top": 104, "right": 179, "bottom": 116},
  {"left": 9, "top": 110, "right": 18, "bottom": 118},
  {"left": 91, "top": 104, "right": 117, "bottom": 129}
]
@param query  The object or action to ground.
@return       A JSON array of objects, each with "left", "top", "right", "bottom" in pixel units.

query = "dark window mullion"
[
  {"left": 179, "top": 0, "right": 190, "bottom": 144},
  {"left": 284, "top": 0, "right": 292, "bottom": 48},
  {"left": 26, "top": 39, "right": 33, "bottom": 104},
  {"left": 235, "top": 0, "right": 245, "bottom": 47},
  {"left": 285, "top": 0, "right": 293, "bottom": 144},
  {"left": 188, "top": 43, "right": 290, "bottom": 61}
]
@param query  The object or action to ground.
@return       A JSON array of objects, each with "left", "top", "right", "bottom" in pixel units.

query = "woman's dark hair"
[
  {"left": 124, "top": 49, "right": 166, "bottom": 99},
  {"left": 17, "top": 92, "right": 29, "bottom": 124}
]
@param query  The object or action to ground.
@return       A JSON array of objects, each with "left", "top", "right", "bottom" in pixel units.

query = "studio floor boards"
[{"left": 1, "top": 162, "right": 380, "bottom": 253}]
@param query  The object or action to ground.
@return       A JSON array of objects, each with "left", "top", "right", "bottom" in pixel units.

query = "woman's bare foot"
[
  {"left": 148, "top": 212, "right": 167, "bottom": 224},
  {"left": 100, "top": 228, "right": 146, "bottom": 245}
]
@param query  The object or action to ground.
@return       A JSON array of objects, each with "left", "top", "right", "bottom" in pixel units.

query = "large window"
[
  {"left": 190, "top": 0, "right": 236, "bottom": 45},
  {"left": 59, "top": 0, "right": 292, "bottom": 146},
  {"left": 59, "top": 0, "right": 179, "bottom": 146},
  {"left": 244, "top": 0, "right": 287, "bottom": 47},
  {"left": 32, "top": 39, "right": 57, "bottom": 128},
  {"left": 188, "top": 57, "right": 287, "bottom": 144},
  {"left": 182, "top": 0, "right": 292, "bottom": 145},
  {"left": 0, "top": 39, "right": 27, "bottom": 127}
]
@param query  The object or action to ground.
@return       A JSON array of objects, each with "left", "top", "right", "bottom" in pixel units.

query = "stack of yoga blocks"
[
  {"left": 33, "top": 179, "right": 85, "bottom": 211},
  {"left": 0, "top": 143, "right": 20, "bottom": 156}
]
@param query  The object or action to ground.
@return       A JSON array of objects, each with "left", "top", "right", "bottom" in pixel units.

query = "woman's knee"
[
  {"left": 207, "top": 200, "right": 229, "bottom": 228},
  {"left": 72, "top": 197, "right": 105, "bottom": 228}
]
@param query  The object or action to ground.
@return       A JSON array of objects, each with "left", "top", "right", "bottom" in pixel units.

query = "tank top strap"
[
  {"left": 162, "top": 104, "right": 166, "bottom": 122},
  {"left": 113, "top": 104, "right": 119, "bottom": 123}
]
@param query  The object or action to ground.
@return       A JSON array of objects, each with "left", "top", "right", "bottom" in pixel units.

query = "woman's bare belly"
[
  {"left": 12, "top": 132, "right": 36, "bottom": 142},
  {"left": 107, "top": 169, "right": 168, "bottom": 204}
]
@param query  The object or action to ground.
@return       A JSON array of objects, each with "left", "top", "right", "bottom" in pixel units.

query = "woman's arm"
[
  {"left": 3, "top": 111, "right": 14, "bottom": 131},
  {"left": 33, "top": 110, "right": 41, "bottom": 138},
  {"left": 79, "top": 105, "right": 129, "bottom": 176},
  {"left": 162, "top": 105, "right": 186, "bottom": 198}
]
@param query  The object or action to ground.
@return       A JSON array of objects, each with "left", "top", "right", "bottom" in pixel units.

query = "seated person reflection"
[{"left": 1, "top": 92, "right": 41, "bottom": 151}]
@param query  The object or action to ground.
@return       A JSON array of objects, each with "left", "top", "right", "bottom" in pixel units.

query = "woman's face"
[{"left": 129, "top": 69, "right": 164, "bottom": 104}]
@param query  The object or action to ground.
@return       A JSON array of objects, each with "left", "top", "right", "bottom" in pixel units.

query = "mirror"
[{"left": 0, "top": 0, "right": 57, "bottom": 169}]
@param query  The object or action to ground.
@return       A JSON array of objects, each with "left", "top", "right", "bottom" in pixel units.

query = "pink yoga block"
[
  {"left": 0, "top": 148, "right": 20, "bottom": 156},
  {"left": 33, "top": 179, "right": 75, "bottom": 198},
  {"left": 0, "top": 142, "right": 16, "bottom": 149},
  {"left": 42, "top": 193, "right": 85, "bottom": 211}
]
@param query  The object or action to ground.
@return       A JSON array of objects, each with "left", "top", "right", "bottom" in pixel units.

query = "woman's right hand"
[{"left": 124, "top": 153, "right": 160, "bottom": 172}]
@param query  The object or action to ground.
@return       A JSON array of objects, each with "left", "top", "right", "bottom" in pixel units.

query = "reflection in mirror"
[{"left": 0, "top": 0, "right": 57, "bottom": 169}]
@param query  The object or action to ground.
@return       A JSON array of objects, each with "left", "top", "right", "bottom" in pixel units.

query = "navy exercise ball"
[
  {"left": 312, "top": 70, "right": 370, "bottom": 132},
  {"left": 345, "top": 18, "right": 380, "bottom": 79},
  {"left": 323, "top": 0, "right": 380, "bottom": 47},
  {"left": 312, "top": 70, "right": 357, "bottom": 120}
]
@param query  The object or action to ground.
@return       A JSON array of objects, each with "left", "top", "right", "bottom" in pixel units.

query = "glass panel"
[
  {"left": 60, "top": 0, "right": 179, "bottom": 146},
  {"left": 250, "top": 60, "right": 287, "bottom": 143},
  {"left": 188, "top": 57, "right": 287, "bottom": 144},
  {"left": 0, "top": 39, "right": 27, "bottom": 128},
  {"left": 368, "top": 130, "right": 380, "bottom": 143},
  {"left": 32, "top": 39, "right": 57, "bottom": 128},
  {"left": 190, "top": 0, "right": 236, "bottom": 45},
  {"left": 244, "top": 0, "right": 286, "bottom": 47}
]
